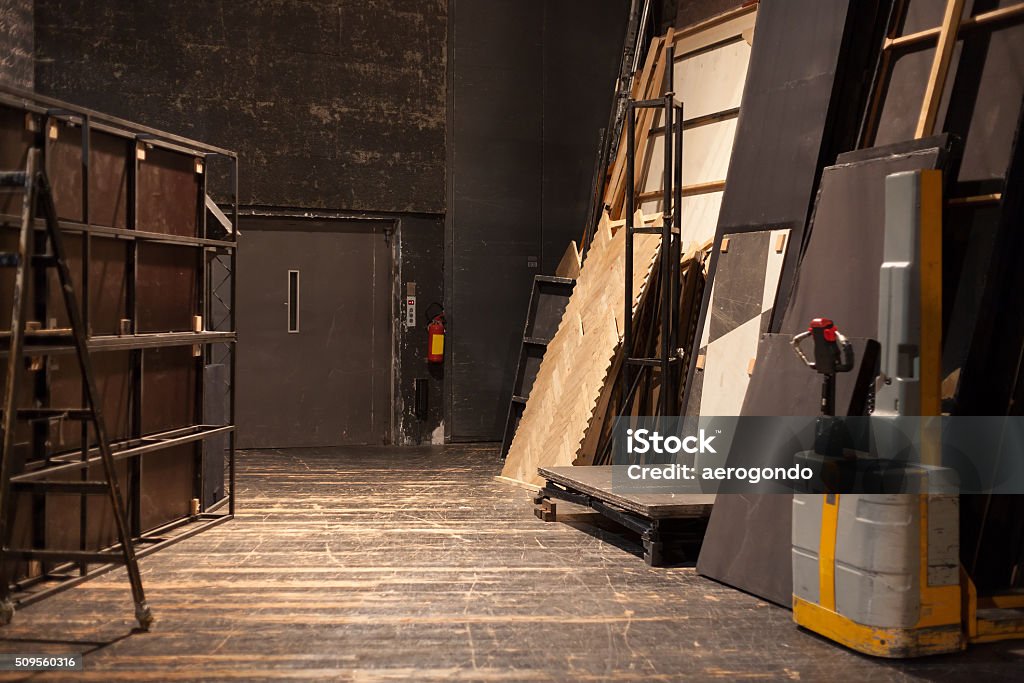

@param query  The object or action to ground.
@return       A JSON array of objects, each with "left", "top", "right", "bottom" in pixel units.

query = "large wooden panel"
[
  {"left": 502, "top": 214, "right": 661, "bottom": 488},
  {"left": 44, "top": 461, "right": 131, "bottom": 552},
  {"left": 137, "top": 243, "right": 199, "bottom": 333},
  {"left": 49, "top": 350, "right": 132, "bottom": 449},
  {"left": 45, "top": 234, "right": 129, "bottom": 336},
  {"left": 140, "top": 444, "right": 196, "bottom": 531},
  {"left": 137, "top": 145, "right": 201, "bottom": 237},
  {"left": 142, "top": 345, "right": 197, "bottom": 435},
  {"left": 47, "top": 124, "right": 132, "bottom": 227}
]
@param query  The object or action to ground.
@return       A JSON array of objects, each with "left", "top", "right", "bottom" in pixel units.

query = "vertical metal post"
[
  {"left": 127, "top": 138, "right": 141, "bottom": 537},
  {"left": 79, "top": 113, "right": 91, "bottom": 575},
  {"left": 673, "top": 100, "right": 684, "bottom": 411},
  {"left": 623, "top": 104, "right": 636, "bottom": 403},
  {"left": 228, "top": 155, "right": 238, "bottom": 517},
  {"left": 660, "top": 45, "right": 675, "bottom": 417},
  {"left": 0, "top": 150, "right": 39, "bottom": 622}
]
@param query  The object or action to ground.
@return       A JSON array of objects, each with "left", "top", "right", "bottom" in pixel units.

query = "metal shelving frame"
[{"left": 0, "top": 84, "right": 237, "bottom": 610}]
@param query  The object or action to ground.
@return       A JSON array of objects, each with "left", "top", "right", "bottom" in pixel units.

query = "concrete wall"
[{"left": 0, "top": 0, "right": 33, "bottom": 89}]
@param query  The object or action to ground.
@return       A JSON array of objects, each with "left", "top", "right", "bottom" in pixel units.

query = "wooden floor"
[{"left": 1, "top": 445, "right": 1022, "bottom": 681}]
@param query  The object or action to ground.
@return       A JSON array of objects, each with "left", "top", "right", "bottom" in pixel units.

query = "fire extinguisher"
[{"left": 425, "top": 303, "right": 445, "bottom": 364}]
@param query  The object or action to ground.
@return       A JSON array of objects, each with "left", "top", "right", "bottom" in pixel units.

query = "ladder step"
[
  {"left": 4, "top": 549, "right": 125, "bottom": 564},
  {"left": 17, "top": 408, "right": 93, "bottom": 421},
  {"left": 0, "top": 171, "right": 27, "bottom": 187},
  {"left": 11, "top": 480, "right": 110, "bottom": 495},
  {"left": 31, "top": 254, "right": 58, "bottom": 268}
]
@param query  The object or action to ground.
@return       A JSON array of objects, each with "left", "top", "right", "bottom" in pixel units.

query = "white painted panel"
[
  {"left": 700, "top": 313, "right": 762, "bottom": 416},
  {"left": 674, "top": 39, "right": 750, "bottom": 119}
]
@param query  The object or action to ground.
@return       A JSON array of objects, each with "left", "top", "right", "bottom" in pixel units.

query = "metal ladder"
[{"left": 0, "top": 147, "right": 152, "bottom": 630}]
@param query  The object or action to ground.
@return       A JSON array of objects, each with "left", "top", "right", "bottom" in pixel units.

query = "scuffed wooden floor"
[{"left": 1, "top": 445, "right": 1022, "bottom": 681}]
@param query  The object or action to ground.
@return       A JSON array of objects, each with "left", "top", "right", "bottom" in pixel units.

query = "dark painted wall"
[
  {"left": 33, "top": 0, "right": 448, "bottom": 445},
  {"left": 33, "top": 0, "right": 446, "bottom": 214},
  {"left": 674, "top": 0, "right": 744, "bottom": 29},
  {"left": 0, "top": 0, "right": 33, "bottom": 89},
  {"left": 398, "top": 215, "right": 446, "bottom": 444},
  {"left": 541, "top": 0, "right": 630, "bottom": 274},
  {"left": 447, "top": 0, "right": 543, "bottom": 441},
  {"left": 447, "top": 0, "right": 628, "bottom": 441}
]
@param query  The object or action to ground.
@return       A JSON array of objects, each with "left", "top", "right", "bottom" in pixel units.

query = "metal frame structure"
[
  {"left": 0, "top": 84, "right": 237, "bottom": 616},
  {"left": 621, "top": 43, "right": 684, "bottom": 419}
]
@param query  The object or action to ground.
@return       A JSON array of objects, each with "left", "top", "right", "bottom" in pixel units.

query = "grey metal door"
[{"left": 237, "top": 217, "right": 393, "bottom": 447}]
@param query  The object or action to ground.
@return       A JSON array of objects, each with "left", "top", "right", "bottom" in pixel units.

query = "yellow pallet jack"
[{"left": 790, "top": 169, "right": 1024, "bottom": 657}]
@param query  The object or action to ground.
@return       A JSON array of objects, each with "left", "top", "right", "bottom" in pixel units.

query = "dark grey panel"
[
  {"left": 237, "top": 218, "right": 393, "bottom": 448},
  {"left": 780, "top": 142, "right": 948, "bottom": 339},
  {"left": 541, "top": 0, "right": 629, "bottom": 274},
  {"left": 696, "top": 138, "right": 948, "bottom": 607},
  {"left": 448, "top": 0, "right": 543, "bottom": 440},
  {"left": 203, "top": 363, "right": 227, "bottom": 508},
  {"left": 696, "top": 334, "right": 881, "bottom": 607},
  {"left": 715, "top": 0, "right": 864, "bottom": 233}
]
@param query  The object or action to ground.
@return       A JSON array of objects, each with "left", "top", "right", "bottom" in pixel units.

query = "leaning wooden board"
[
  {"left": 539, "top": 466, "right": 715, "bottom": 519},
  {"left": 501, "top": 212, "right": 661, "bottom": 488}
]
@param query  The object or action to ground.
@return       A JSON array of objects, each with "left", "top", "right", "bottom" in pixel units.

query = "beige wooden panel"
[
  {"left": 641, "top": 190, "right": 723, "bottom": 248},
  {"left": 502, "top": 212, "right": 662, "bottom": 488},
  {"left": 643, "top": 119, "right": 737, "bottom": 190},
  {"left": 674, "top": 39, "right": 751, "bottom": 119},
  {"left": 673, "top": 7, "right": 757, "bottom": 56}
]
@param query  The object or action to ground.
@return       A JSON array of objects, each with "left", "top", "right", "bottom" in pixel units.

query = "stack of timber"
[{"left": 500, "top": 212, "right": 661, "bottom": 488}]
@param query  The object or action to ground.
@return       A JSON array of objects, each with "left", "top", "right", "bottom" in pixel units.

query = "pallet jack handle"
[{"left": 791, "top": 318, "right": 855, "bottom": 416}]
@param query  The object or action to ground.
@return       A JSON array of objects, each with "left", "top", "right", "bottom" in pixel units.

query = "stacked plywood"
[{"left": 501, "top": 212, "right": 661, "bottom": 488}]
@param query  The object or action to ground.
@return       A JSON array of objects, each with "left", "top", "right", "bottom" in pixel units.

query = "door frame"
[{"left": 238, "top": 208, "right": 400, "bottom": 445}]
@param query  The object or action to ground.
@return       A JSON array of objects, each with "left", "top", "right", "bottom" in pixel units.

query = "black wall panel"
[{"left": 447, "top": 0, "right": 628, "bottom": 440}]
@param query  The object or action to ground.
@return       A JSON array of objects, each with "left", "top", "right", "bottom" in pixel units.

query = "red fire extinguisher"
[{"left": 426, "top": 306, "right": 445, "bottom": 364}]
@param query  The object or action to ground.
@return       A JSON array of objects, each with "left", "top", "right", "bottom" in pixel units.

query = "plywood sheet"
[
  {"left": 675, "top": 38, "right": 751, "bottom": 119},
  {"left": 501, "top": 213, "right": 661, "bottom": 488},
  {"left": 688, "top": 228, "right": 790, "bottom": 417},
  {"left": 138, "top": 145, "right": 201, "bottom": 237},
  {"left": 539, "top": 466, "right": 715, "bottom": 519}
]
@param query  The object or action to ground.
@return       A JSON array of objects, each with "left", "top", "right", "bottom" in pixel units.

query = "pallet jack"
[{"left": 789, "top": 169, "right": 1024, "bottom": 657}]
